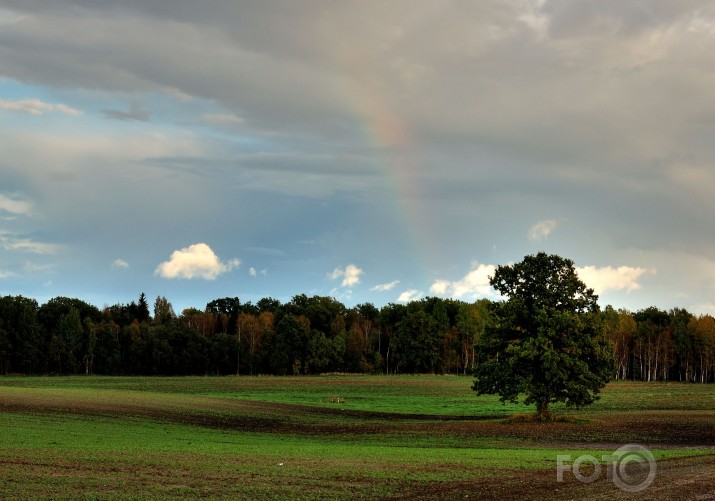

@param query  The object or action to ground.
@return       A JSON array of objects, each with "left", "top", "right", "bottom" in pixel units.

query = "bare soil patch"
[{"left": 390, "top": 455, "right": 715, "bottom": 501}]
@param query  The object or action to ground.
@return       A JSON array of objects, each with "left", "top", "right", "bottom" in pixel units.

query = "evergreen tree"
[{"left": 137, "top": 293, "right": 151, "bottom": 323}]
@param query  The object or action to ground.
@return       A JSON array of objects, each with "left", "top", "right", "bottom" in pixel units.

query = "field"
[{"left": 0, "top": 376, "right": 713, "bottom": 500}]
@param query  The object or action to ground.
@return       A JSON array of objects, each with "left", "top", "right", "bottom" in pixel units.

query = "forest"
[{"left": 0, "top": 293, "right": 713, "bottom": 382}]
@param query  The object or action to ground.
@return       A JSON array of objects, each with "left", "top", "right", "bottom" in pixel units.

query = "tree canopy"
[
  {"left": 472, "top": 252, "right": 615, "bottom": 418},
  {"left": 0, "top": 278, "right": 713, "bottom": 383}
]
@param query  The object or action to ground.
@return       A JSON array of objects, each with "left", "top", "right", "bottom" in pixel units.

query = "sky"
[{"left": 2, "top": 0, "right": 715, "bottom": 315}]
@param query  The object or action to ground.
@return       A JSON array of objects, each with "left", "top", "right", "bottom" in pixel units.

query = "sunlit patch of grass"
[
  {"left": 0, "top": 374, "right": 525, "bottom": 416},
  {"left": 5, "top": 375, "right": 713, "bottom": 416},
  {"left": 588, "top": 380, "right": 715, "bottom": 412}
]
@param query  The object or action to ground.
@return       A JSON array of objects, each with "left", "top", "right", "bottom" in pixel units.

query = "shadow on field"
[
  {"left": 1, "top": 389, "right": 714, "bottom": 448},
  {"left": 0, "top": 389, "right": 500, "bottom": 435}
]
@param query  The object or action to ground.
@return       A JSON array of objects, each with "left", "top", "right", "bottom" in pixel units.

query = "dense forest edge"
[{"left": 0, "top": 292, "right": 713, "bottom": 382}]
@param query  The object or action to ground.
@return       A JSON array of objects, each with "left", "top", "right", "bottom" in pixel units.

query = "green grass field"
[{"left": 0, "top": 376, "right": 713, "bottom": 500}]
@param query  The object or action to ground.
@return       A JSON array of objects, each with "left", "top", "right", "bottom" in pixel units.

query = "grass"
[
  {"left": 4, "top": 374, "right": 713, "bottom": 414},
  {"left": 0, "top": 374, "right": 516, "bottom": 416},
  {"left": 0, "top": 375, "right": 714, "bottom": 499}
]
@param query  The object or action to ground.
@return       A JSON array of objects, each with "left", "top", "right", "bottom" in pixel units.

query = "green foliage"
[
  {"left": 137, "top": 292, "right": 151, "bottom": 323},
  {"left": 153, "top": 296, "right": 176, "bottom": 325},
  {"left": 393, "top": 303, "right": 440, "bottom": 373},
  {"left": 0, "top": 287, "right": 714, "bottom": 381},
  {"left": 0, "top": 295, "right": 41, "bottom": 374},
  {"left": 473, "top": 253, "right": 615, "bottom": 417},
  {"left": 58, "top": 307, "right": 83, "bottom": 373}
]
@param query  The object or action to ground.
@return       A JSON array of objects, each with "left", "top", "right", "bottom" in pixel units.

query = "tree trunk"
[
  {"left": 385, "top": 341, "right": 390, "bottom": 374},
  {"left": 463, "top": 345, "right": 469, "bottom": 375},
  {"left": 536, "top": 399, "right": 551, "bottom": 420}
]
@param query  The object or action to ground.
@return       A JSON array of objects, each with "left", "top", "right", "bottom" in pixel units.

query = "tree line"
[
  {"left": 0, "top": 292, "right": 713, "bottom": 382},
  {"left": 603, "top": 305, "right": 715, "bottom": 383}
]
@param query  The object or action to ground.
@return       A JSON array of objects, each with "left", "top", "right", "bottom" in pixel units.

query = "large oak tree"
[{"left": 473, "top": 252, "right": 614, "bottom": 419}]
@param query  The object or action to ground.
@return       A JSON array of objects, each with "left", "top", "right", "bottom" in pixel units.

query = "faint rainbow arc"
[{"left": 333, "top": 77, "right": 434, "bottom": 288}]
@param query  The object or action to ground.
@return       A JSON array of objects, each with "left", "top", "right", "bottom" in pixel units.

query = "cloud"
[
  {"left": 154, "top": 243, "right": 240, "bottom": 280},
  {"left": 430, "top": 263, "right": 497, "bottom": 299},
  {"left": 576, "top": 266, "right": 655, "bottom": 295},
  {"left": 248, "top": 267, "right": 267, "bottom": 277},
  {"left": 1, "top": 1, "right": 714, "bottom": 315},
  {"left": 202, "top": 113, "right": 244, "bottom": 126},
  {"left": 397, "top": 289, "right": 423, "bottom": 303},
  {"left": 0, "top": 270, "right": 15, "bottom": 279},
  {"left": 370, "top": 280, "right": 400, "bottom": 292},
  {"left": 102, "top": 105, "right": 150, "bottom": 122},
  {"left": 112, "top": 258, "right": 129, "bottom": 269},
  {"left": 528, "top": 219, "right": 557, "bottom": 242},
  {"left": 0, "top": 193, "right": 32, "bottom": 215},
  {"left": 0, "top": 232, "right": 60, "bottom": 254},
  {"left": 0, "top": 98, "right": 82, "bottom": 116},
  {"left": 9, "top": 240, "right": 60, "bottom": 254},
  {"left": 329, "top": 263, "right": 364, "bottom": 287}
]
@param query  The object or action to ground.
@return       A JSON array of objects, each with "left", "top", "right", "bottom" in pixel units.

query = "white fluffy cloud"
[
  {"left": 528, "top": 219, "right": 557, "bottom": 242},
  {"left": 155, "top": 243, "right": 240, "bottom": 280},
  {"left": 576, "top": 266, "right": 655, "bottom": 295},
  {"left": 0, "top": 98, "right": 82, "bottom": 116},
  {"left": 112, "top": 259, "right": 129, "bottom": 269},
  {"left": 329, "top": 263, "right": 364, "bottom": 287},
  {"left": 431, "top": 261, "right": 653, "bottom": 299},
  {"left": 430, "top": 263, "right": 497, "bottom": 299},
  {"left": 397, "top": 289, "right": 423, "bottom": 303},
  {"left": 248, "top": 267, "right": 267, "bottom": 277},
  {"left": 370, "top": 280, "right": 400, "bottom": 292}
]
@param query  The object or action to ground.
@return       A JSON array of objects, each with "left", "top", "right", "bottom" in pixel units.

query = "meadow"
[{"left": 0, "top": 375, "right": 713, "bottom": 500}]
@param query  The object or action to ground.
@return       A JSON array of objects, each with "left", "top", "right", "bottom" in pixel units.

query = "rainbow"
[{"left": 334, "top": 71, "right": 435, "bottom": 287}]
